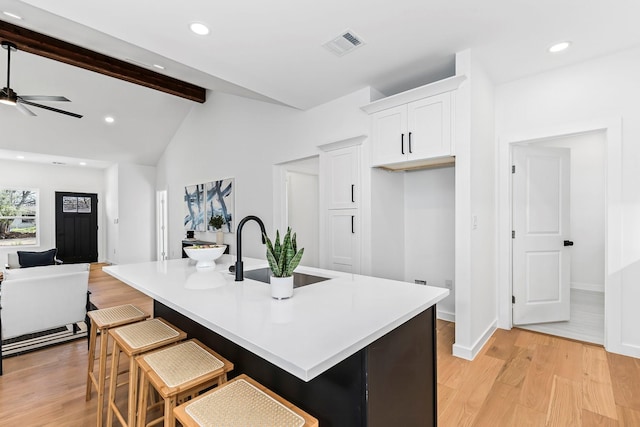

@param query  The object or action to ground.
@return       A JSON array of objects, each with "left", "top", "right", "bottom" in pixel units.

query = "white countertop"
[{"left": 103, "top": 255, "right": 448, "bottom": 381}]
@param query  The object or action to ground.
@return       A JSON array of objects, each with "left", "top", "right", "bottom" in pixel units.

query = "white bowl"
[{"left": 184, "top": 245, "right": 227, "bottom": 269}]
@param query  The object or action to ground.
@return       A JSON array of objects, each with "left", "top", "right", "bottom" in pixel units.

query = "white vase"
[
  {"left": 216, "top": 230, "right": 224, "bottom": 245},
  {"left": 270, "top": 276, "right": 294, "bottom": 299}
]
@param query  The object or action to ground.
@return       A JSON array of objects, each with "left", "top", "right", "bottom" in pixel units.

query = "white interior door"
[{"left": 512, "top": 145, "right": 571, "bottom": 325}]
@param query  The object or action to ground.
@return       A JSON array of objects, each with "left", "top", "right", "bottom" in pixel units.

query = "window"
[{"left": 0, "top": 189, "right": 38, "bottom": 246}]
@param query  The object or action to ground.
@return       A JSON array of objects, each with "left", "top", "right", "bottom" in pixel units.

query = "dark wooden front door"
[{"left": 55, "top": 192, "right": 98, "bottom": 263}]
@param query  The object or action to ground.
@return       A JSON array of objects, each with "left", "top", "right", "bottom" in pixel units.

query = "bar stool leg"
[
  {"left": 106, "top": 340, "right": 121, "bottom": 427},
  {"left": 85, "top": 321, "right": 98, "bottom": 401},
  {"left": 96, "top": 327, "right": 110, "bottom": 427},
  {"left": 127, "top": 353, "right": 139, "bottom": 427},
  {"left": 136, "top": 374, "right": 149, "bottom": 427},
  {"left": 165, "top": 396, "right": 176, "bottom": 427}
]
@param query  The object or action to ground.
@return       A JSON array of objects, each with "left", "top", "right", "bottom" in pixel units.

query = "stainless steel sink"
[{"left": 243, "top": 267, "right": 330, "bottom": 288}]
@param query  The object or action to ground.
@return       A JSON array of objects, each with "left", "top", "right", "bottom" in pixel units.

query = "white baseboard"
[
  {"left": 571, "top": 282, "right": 604, "bottom": 292},
  {"left": 452, "top": 320, "right": 497, "bottom": 361},
  {"left": 437, "top": 310, "right": 455, "bottom": 322}
]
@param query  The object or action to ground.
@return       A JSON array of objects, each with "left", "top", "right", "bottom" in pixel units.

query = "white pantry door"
[{"left": 512, "top": 145, "right": 571, "bottom": 325}]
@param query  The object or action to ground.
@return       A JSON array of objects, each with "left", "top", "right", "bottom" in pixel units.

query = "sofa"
[
  {"left": 0, "top": 262, "right": 90, "bottom": 375},
  {"left": 5, "top": 248, "right": 62, "bottom": 269}
]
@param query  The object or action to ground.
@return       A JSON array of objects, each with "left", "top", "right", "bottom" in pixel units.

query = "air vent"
[{"left": 323, "top": 29, "right": 365, "bottom": 57}]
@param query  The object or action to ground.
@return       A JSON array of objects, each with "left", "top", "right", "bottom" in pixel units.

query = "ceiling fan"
[{"left": 0, "top": 41, "right": 82, "bottom": 118}]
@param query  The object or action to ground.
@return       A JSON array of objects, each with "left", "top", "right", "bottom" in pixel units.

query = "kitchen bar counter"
[{"left": 104, "top": 255, "right": 449, "bottom": 426}]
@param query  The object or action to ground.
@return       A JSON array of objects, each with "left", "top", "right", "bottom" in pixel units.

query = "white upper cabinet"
[
  {"left": 363, "top": 75, "right": 465, "bottom": 170},
  {"left": 371, "top": 105, "right": 406, "bottom": 165},
  {"left": 371, "top": 93, "right": 452, "bottom": 166},
  {"left": 407, "top": 93, "right": 452, "bottom": 159}
]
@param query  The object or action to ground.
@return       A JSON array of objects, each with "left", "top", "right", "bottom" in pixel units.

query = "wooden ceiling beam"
[{"left": 0, "top": 20, "right": 206, "bottom": 103}]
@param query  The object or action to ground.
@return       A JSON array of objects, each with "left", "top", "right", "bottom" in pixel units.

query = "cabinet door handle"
[
  {"left": 408, "top": 132, "right": 412, "bottom": 153},
  {"left": 401, "top": 133, "right": 405, "bottom": 154},
  {"left": 351, "top": 215, "right": 355, "bottom": 234},
  {"left": 351, "top": 184, "right": 355, "bottom": 203}
]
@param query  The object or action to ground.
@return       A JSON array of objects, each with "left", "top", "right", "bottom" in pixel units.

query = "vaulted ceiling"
[{"left": 1, "top": 0, "right": 640, "bottom": 167}]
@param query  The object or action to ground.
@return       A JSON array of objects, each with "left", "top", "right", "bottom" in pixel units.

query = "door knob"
[{"left": 564, "top": 240, "right": 574, "bottom": 246}]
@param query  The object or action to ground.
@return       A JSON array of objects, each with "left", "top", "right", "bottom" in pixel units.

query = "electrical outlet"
[
  {"left": 415, "top": 279, "right": 427, "bottom": 286},
  {"left": 445, "top": 279, "right": 453, "bottom": 289}
]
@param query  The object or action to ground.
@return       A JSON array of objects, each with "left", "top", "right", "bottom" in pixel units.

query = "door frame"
[
  {"left": 272, "top": 155, "right": 320, "bottom": 264},
  {"left": 497, "top": 117, "right": 622, "bottom": 352},
  {"left": 156, "top": 190, "right": 168, "bottom": 261}
]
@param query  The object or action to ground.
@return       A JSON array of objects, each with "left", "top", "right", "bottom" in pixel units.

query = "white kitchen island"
[{"left": 104, "top": 255, "right": 448, "bottom": 426}]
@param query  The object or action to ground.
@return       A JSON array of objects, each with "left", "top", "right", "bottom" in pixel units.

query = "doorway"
[
  {"left": 55, "top": 192, "right": 99, "bottom": 263},
  {"left": 511, "top": 131, "right": 606, "bottom": 344},
  {"left": 274, "top": 156, "right": 320, "bottom": 268}
]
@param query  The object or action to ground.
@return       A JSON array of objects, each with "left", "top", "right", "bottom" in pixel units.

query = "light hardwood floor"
[
  {"left": 0, "top": 264, "right": 638, "bottom": 426},
  {"left": 437, "top": 321, "right": 640, "bottom": 426}
]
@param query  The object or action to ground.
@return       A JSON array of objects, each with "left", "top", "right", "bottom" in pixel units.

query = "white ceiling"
[{"left": 1, "top": 0, "right": 640, "bottom": 167}]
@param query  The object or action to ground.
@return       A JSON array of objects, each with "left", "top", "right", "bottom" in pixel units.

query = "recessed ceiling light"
[
  {"left": 79, "top": 162, "right": 87, "bottom": 166},
  {"left": 2, "top": 11, "right": 23, "bottom": 20},
  {"left": 16, "top": 155, "right": 25, "bottom": 159},
  {"left": 153, "top": 64, "right": 165, "bottom": 70},
  {"left": 104, "top": 116, "right": 115, "bottom": 124},
  {"left": 549, "top": 41, "right": 571, "bottom": 53},
  {"left": 190, "top": 22, "right": 210, "bottom": 36}
]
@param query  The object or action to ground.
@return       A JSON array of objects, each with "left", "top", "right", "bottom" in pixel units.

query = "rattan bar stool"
[
  {"left": 173, "top": 374, "right": 318, "bottom": 427},
  {"left": 106, "top": 318, "right": 187, "bottom": 427},
  {"left": 86, "top": 304, "right": 149, "bottom": 427},
  {"left": 136, "top": 339, "right": 234, "bottom": 427}
]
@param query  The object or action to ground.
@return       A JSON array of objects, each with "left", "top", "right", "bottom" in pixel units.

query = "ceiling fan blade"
[
  {"left": 19, "top": 99, "right": 83, "bottom": 119},
  {"left": 0, "top": 87, "right": 7, "bottom": 97},
  {"left": 19, "top": 95, "right": 71, "bottom": 102},
  {"left": 15, "top": 102, "right": 37, "bottom": 116}
]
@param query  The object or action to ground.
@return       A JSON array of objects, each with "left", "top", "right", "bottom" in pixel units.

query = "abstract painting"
[
  {"left": 206, "top": 178, "right": 235, "bottom": 233},
  {"left": 184, "top": 184, "right": 206, "bottom": 231}
]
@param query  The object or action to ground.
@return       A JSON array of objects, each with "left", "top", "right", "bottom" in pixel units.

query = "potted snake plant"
[{"left": 263, "top": 227, "right": 304, "bottom": 299}]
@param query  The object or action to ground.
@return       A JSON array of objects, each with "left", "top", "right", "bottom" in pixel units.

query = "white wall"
[
  {"left": 156, "top": 88, "right": 372, "bottom": 263},
  {"left": 453, "top": 50, "right": 497, "bottom": 359},
  {"left": 118, "top": 163, "right": 157, "bottom": 264},
  {"left": 536, "top": 131, "right": 606, "bottom": 291},
  {"left": 404, "top": 166, "right": 455, "bottom": 317},
  {"left": 370, "top": 168, "right": 404, "bottom": 280},
  {"left": 0, "top": 159, "right": 106, "bottom": 265},
  {"left": 105, "top": 164, "right": 119, "bottom": 264},
  {"left": 105, "top": 163, "right": 157, "bottom": 264},
  {"left": 496, "top": 46, "right": 640, "bottom": 357}
]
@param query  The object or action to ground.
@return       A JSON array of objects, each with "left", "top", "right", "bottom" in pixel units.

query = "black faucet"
[{"left": 235, "top": 215, "right": 267, "bottom": 281}]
